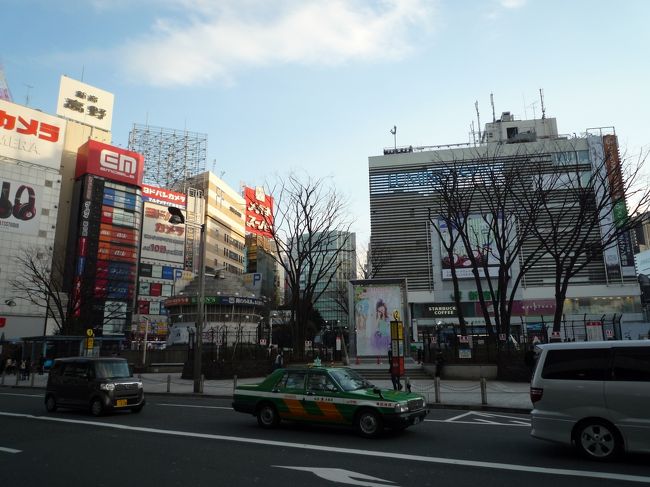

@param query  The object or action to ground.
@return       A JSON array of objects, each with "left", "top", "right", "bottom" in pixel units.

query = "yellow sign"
[
  {"left": 86, "top": 329, "right": 94, "bottom": 337},
  {"left": 86, "top": 337, "right": 94, "bottom": 349}
]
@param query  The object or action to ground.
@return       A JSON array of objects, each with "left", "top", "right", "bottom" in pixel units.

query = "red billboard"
[
  {"left": 244, "top": 186, "right": 274, "bottom": 238},
  {"left": 75, "top": 140, "right": 144, "bottom": 187}
]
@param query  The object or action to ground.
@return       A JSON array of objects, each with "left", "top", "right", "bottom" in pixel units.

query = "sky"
[{"left": 2, "top": 0, "right": 650, "bottom": 245}]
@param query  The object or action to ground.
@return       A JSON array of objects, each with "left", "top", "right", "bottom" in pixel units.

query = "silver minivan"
[{"left": 530, "top": 340, "right": 650, "bottom": 461}]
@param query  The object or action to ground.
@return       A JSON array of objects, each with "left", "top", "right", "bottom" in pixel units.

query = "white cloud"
[
  {"left": 116, "top": 0, "right": 438, "bottom": 87},
  {"left": 499, "top": 0, "right": 526, "bottom": 8}
]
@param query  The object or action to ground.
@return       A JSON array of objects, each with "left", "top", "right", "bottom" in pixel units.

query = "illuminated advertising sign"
[
  {"left": 244, "top": 186, "right": 274, "bottom": 238},
  {"left": 76, "top": 140, "right": 144, "bottom": 187},
  {"left": 56, "top": 76, "right": 114, "bottom": 131},
  {"left": 436, "top": 215, "right": 500, "bottom": 279},
  {"left": 352, "top": 283, "right": 405, "bottom": 357},
  {"left": 0, "top": 99, "right": 66, "bottom": 170},
  {"left": 141, "top": 202, "right": 185, "bottom": 264},
  {"left": 0, "top": 176, "right": 43, "bottom": 236}
]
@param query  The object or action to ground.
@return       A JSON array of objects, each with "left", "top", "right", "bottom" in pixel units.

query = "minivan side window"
[
  {"left": 541, "top": 349, "right": 609, "bottom": 380},
  {"left": 612, "top": 347, "right": 650, "bottom": 381}
]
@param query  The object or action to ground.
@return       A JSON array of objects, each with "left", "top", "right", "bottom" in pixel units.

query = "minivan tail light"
[{"left": 530, "top": 387, "right": 543, "bottom": 403}]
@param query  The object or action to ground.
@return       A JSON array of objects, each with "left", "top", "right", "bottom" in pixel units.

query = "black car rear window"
[{"left": 541, "top": 348, "right": 609, "bottom": 380}]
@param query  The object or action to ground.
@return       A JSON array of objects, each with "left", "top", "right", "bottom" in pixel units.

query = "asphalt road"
[{"left": 1, "top": 391, "right": 649, "bottom": 487}]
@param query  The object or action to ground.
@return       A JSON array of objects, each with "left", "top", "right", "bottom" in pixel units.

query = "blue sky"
[{"left": 3, "top": 0, "right": 649, "bottom": 244}]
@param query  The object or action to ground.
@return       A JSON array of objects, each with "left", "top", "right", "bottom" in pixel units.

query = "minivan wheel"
[
  {"left": 131, "top": 404, "right": 144, "bottom": 414},
  {"left": 256, "top": 403, "right": 280, "bottom": 428},
  {"left": 90, "top": 398, "right": 104, "bottom": 417},
  {"left": 45, "top": 395, "right": 57, "bottom": 413},
  {"left": 575, "top": 420, "right": 621, "bottom": 461}
]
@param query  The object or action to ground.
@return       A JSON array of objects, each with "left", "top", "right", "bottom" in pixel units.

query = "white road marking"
[
  {"left": 444, "top": 411, "right": 474, "bottom": 422},
  {"left": 474, "top": 412, "right": 530, "bottom": 421},
  {"left": 275, "top": 466, "right": 396, "bottom": 487},
  {"left": 0, "top": 411, "right": 647, "bottom": 484},
  {"left": 0, "top": 447, "right": 21, "bottom": 454},
  {"left": 0, "top": 392, "right": 43, "bottom": 398},
  {"left": 157, "top": 403, "right": 232, "bottom": 410},
  {"left": 424, "top": 419, "right": 529, "bottom": 427}
]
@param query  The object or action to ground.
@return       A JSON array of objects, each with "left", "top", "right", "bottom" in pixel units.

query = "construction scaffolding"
[{"left": 128, "top": 124, "right": 207, "bottom": 189}]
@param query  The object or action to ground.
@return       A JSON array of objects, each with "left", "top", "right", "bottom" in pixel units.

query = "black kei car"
[{"left": 44, "top": 357, "right": 145, "bottom": 416}]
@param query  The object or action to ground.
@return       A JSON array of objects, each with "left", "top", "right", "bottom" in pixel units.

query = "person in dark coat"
[
  {"left": 435, "top": 352, "right": 445, "bottom": 378},
  {"left": 388, "top": 349, "right": 402, "bottom": 390}
]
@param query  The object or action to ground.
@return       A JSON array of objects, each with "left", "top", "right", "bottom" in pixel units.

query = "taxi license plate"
[{"left": 116, "top": 399, "right": 128, "bottom": 407}]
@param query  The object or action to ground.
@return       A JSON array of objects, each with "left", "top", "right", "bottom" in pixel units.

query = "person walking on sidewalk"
[
  {"left": 435, "top": 352, "right": 445, "bottom": 378},
  {"left": 388, "top": 349, "right": 402, "bottom": 390},
  {"left": 273, "top": 350, "right": 284, "bottom": 371}
]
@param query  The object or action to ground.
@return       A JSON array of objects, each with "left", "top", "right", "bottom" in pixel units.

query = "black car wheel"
[
  {"left": 90, "top": 398, "right": 104, "bottom": 417},
  {"left": 131, "top": 404, "right": 144, "bottom": 414},
  {"left": 257, "top": 403, "right": 280, "bottom": 428},
  {"left": 45, "top": 395, "right": 57, "bottom": 413},
  {"left": 575, "top": 420, "right": 621, "bottom": 461},
  {"left": 356, "top": 410, "right": 383, "bottom": 438}
]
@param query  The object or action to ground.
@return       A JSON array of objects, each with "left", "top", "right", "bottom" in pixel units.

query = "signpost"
[{"left": 390, "top": 310, "right": 405, "bottom": 376}]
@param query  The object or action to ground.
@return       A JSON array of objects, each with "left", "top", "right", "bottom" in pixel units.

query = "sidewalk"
[{"left": 0, "top": 370, "right": 533, "bottom": 413}]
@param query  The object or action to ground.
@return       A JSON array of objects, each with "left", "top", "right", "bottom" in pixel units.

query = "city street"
[{"left": 1, "top": 391, "right": 649, "bottom": 486}]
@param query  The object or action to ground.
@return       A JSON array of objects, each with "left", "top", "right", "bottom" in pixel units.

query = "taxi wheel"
[
  {"left": 90, "top": 398, "right": 104, "bottom": 417},
  {"left": 257, "top": 403, "right": 280, "bottom": 428},
  {"left": 356, "top": 409, "right": 383, "bottom": 438}
]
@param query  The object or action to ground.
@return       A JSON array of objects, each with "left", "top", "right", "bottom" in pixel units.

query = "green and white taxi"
[{"left": 232, "top": 365, "right": 429, "bottom": 437}]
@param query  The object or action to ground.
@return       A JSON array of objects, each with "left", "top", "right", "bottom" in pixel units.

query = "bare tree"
[
  {"left": 264, "top": 173, "right": 353, "bottom": 357},
  {"left": 9, "top": 246, "right": 70, "bottom": 334},
  {"left": 10, "top": 246, "right": 132, "bottom": 336},
  {"left": 525, "top": 136, "right": 650, "bottom": 335}
]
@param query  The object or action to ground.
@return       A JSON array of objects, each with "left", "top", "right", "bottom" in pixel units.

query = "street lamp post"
[
  {"left": 141, "top": 316, "right": 151, "bottom": 369},
  {"left": 168, "top": 205, "right": 206, "bottom": 394}
]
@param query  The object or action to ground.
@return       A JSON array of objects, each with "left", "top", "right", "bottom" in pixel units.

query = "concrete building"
[
  {"left": 183, "top": 172, "right": 246, "bottom": 276},
  {"left": 368, "top": 112, "right": 643, "bottom": 342},
  {"left": 0, "top": 99, "right": 67, "bottom": 339}
]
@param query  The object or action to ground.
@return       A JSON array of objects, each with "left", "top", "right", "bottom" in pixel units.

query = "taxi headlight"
[
  {"left": 137, "top": 382, "right": 143, "bottom": 389},
  {"left": 394, "top": 403, "right": 409, "bottom": 413},
  {"left": 100, "top": 383, "right": 115, "bottom": 391}
]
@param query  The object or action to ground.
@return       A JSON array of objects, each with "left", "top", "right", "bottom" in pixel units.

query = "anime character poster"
[{"left": 354, "top": 284, "right": 404, "bottom": 356}]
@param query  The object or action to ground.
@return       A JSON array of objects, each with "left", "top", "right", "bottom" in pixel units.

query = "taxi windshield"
[
  {"left": 95, "top": 361, "right": 131, "bottom": 379},
  {"left": 330, "top": 369, "right": 374, "bottom": 391}
]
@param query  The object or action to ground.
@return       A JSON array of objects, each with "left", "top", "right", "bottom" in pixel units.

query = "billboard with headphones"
[{"left": 0, "top": 176, "right": 42, "bottom": 236}]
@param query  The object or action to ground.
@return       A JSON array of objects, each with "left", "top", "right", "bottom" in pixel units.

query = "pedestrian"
[
  {"left": 273, "top": 350, "right": 284, "bottom": 370},
  {"left": 524, "top": 345, "right": 536, "bottom": 378},
  {"left": 4, "top": 357, "right": 12, "bottom": 375},
  {"left": 417, "top": 347, "right": 423, "bottom": 365},
  {"left": 19, "top": 360, "right": 27, "bottom": 380},
  {"left": 388, "top": 349, "right": 402, "bottom": 391},
  {"left": 434, "top": 352, "right": 444, "bottom": 378}
]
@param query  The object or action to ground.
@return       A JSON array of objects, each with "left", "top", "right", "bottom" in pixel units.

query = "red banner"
[{"left": 244, "top": 186, "right": 274, "bottom": 238}]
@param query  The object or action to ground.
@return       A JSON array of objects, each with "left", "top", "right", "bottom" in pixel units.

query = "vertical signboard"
[
  {"left": 602, "top": 135, "right": 636, "bottom": 277},
  {"left": 588, "top": 135, "right": 622, "bottom": 282},
  {"left": 352, "top": 282, "right": 406, "bottom": 357},
  {"left": 0, "top": 176, "right": 43, "bottom": 235},
  {"left": 244, "top": 186, "right": 274, "bottom": 237}
]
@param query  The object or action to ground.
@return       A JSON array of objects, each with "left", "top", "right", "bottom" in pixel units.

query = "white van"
[{"left": 530, "top": 340, "right": 650, "bottom": 461}]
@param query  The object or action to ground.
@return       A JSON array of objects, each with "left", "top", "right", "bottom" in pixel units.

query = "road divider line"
[
  {"left": 157, "top": 403, "right": 232, "bottom": 410},
  {"left": 0, "top": 447, "right": 21, "bottom": 454},
  {"left": 424, "top": 419, "right": 530, "bottom": 427},
  {"left": 0, "top": 411, "right": 647, "bottom": 484}
]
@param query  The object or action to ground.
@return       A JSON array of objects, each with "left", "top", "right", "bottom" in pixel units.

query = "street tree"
[
  {"left": 524, "top": 135, "right": 650, "bottom": 336},
  {"left": 264, "top": 172, "right": 353, "bottom": 358}
]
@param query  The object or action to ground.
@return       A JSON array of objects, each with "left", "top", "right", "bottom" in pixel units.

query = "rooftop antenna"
[
  {"left": 390, "top": 125, "right": 397, "bottom": 150},
  {"left": 470, "top": 121, "right": 476, "bottom": 146},
  {"left": 475, "top": 101, "right": 482, "bottom": 143},
  {"left": 24, "top": 83, "right": 33, "bottom": 106},
  {"left": 539, "top": 88, "right": 546, "bottom": 119},
  {"left": 490, "top": 93, "right": 496, "bottom": 122}
]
